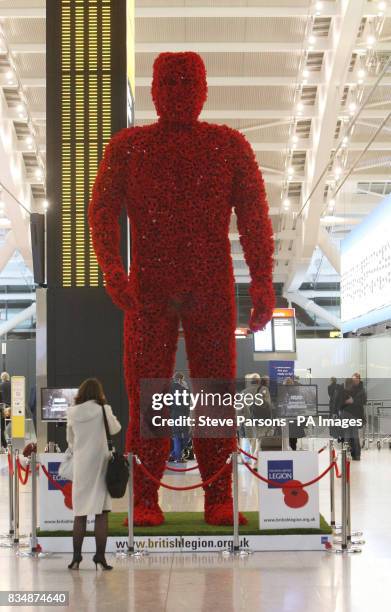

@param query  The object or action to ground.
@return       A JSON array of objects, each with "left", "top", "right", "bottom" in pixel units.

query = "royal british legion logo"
[
  {"left": 267, "top": 460, "right": 293, "bottom": 489},
  {"left": 47, "top": 462, "right": 69, "bottom": 491}
]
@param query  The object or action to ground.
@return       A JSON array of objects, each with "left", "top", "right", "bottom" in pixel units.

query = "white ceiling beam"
[
  {"left": 135, "top": 3, "right": 391, "bottom": 18},
  {"left": 136, "top": 41, "right": 329, "bottom": 53},
  {"left": 16, "top": 142, "right": 46, "bottom": 154},
  {"left": 0, "top": 7, "right": 45, "bottom": 18},
  {"left": 250, "top": 140, "right": 391, "bottom": 151},
  {"left": 136, "top": 109, "right": 391, "bottom": 121},
  {"left": 285, "top": 0, "right": 367, "bottom": 293},
  {"left": 285, "top": 291, "right": 340, "bottom": 328},
  {"left": 0, "top": 231, "right": 17, "bottom": 274},
  {"left": 10, "top": 43, "right": 45, "bottom": 53},
  {"left": 136, "top": 76, "right": 320, "bottom": 87},
  {"left": 137, "top": 75, "right": 391, "bottom": 87},
  {"left": 317, "top": 226, "right": 340, "bottom": 274},
  {"left": 7, "top": 110, "right": 45, "bottom": 121},
  {"left": 0, "top": 76, "right": 46, "bottom": 88},
  {"left": 136, "top": 109, "right": 317, "bottom": 120},
  {"left": 135, "top": 3, "right": 337, "bottom": 18}
]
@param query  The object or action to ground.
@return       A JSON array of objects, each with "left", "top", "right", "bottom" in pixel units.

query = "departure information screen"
[{"left": 253, "top": 309, "right": 296, "bottom": 353}]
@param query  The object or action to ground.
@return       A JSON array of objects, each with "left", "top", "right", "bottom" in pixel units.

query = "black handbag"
[{"left": 101, "top": 405, "right": 129, "bottom": 498}]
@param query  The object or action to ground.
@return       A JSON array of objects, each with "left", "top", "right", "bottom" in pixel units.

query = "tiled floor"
[{"left": 0, "top": 442, "right": 390, "bottom": 611}]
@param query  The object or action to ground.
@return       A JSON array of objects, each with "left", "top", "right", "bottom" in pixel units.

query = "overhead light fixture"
[
  {"left": 309, "top": 35, "right": 316, "bottom": 45},
  {"left": 292, "top": 135, "right": 299, "bottom": 144},
  {"left": 35, "top": 168, "right": 43, "bottom": 180},
  {"left": 302, "top": 69, "right": 310, "bottom": 80},
  {"left": 43, "top": 199, "right": 49, "bottom": 211},
  {"left": 287, "top": 166, "right": 294, "bottom": 176},
  {"left": 297, "top": 102, "right": 304, "bottom": 114},
  {"left": 342, "top": 135, "right": 349, "bottom": 146},
  {"left": 378, "top": 1, "right": 387, "bottom": 11},
  {"left": 283, "top": 198, "right": 291, "bottom": 209},
  {"left": 367, "top": 35, "right": 376, "bottom": 48},
  {"left": 334, "top": 166, "right": 342, "bottom": 178},
  {"left": 6, "top": 70, "right": 14, "bottom": 84},
  {"left": 348, "top": 101, "right": 357, "bottom": 114},
  {"left": 328, "top": 198, "right": 336, "bottom": 209}
]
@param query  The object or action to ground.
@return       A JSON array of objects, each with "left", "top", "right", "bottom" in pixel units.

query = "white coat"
[{"left": 66, "top": 400, "right": 121, "bottom": 517}]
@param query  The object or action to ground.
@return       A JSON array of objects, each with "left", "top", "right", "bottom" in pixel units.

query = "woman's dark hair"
[{"left": 75, "top": 378, "right": 107, "bottom": 406}]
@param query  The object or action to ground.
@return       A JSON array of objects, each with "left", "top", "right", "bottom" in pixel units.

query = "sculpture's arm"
[
  {"left": 88, "top": 130, "right": 133, "bottom": 310},
  {"left": 231, "top": 132, "right": 275, "bottom": 331}
]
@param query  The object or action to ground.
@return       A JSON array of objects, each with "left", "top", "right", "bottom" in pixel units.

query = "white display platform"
[{"left": 38, "top": 533, "right": 332, "bottom": 553}]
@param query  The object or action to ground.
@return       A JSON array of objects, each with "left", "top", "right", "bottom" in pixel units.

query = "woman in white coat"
[{"left": 66, "top": 378, "right": 121, "bottom": 570}]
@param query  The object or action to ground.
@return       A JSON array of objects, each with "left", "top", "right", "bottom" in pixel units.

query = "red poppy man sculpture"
[{"left": 89, "top": 52, "right": 275, "bottom": 526}]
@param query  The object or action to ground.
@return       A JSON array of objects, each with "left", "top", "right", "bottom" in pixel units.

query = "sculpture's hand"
[
  {"left": 249, "top": 306, "right": 272, "bottom": 333},
  {"left": 105, "top": 269, "right": 135, "bottom": 311}
]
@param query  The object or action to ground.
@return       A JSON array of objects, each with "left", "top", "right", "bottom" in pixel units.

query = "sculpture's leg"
[
  {"left": 182, "top": 290, "right": 248, "bottom": 526},
  {"left": 124, "top": 301, "right": 179, "bottom": 526}
]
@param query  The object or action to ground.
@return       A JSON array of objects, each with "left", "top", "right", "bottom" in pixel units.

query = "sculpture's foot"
[
  {"left": 122, "top": 503, "right": 164, "bottom": 527},
  {"left": 204, "top": 501, "right": 248, "bottom": 526}
]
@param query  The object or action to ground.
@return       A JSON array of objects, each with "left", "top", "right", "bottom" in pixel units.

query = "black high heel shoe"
[
  {"left": 68, "top": 555, "right": 82, "bottom": 570},
  {"left": 92, "top": 554, "right": 113, "bottom": 571}
]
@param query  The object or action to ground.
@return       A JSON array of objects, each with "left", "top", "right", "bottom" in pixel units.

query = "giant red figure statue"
[{"left": 89, "top": 52, "right": 275, "bottom": 526}]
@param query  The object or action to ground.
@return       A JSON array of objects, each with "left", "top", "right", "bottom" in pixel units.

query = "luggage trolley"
[{"left": 374, "top": 401, "right": 391, "bottom": 450}]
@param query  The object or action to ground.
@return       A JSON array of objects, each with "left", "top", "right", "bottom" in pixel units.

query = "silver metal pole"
[
  {"left": 117, "top": 453, "right": 147, "bottom": 558},
  {"left": 329, "top": 439, "right": 335, "bottom": 529},
  {"left": 13, "top": 449, "right": 19, "bottom": 544},
  {"left": 341, "top": 446, "right": 347, "bottom": 551},
  {"left": 8, "top": 445, "right": 14, "bottom": 536},
  {"left": 128, "top": 452, "right": 134, "bottom": 553},
  {"left": 232, "top": 450, "right": 239, "bottom": 553},
  {"left": 30, "top": 452, "right": 38, "bottom": 552}
]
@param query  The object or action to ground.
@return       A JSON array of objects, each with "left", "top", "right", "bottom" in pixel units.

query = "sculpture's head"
[{"left": 152, "top": 52, "right": 207, "bottom": 123}]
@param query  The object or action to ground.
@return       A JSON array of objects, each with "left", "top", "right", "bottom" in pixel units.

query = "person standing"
[
  {"left": 66, "top": 378, "right": 121, "bottom": 570},
  {"left": 0, "top": 372, "right": 11, "bottom": 449},
  {"left": 350, "top": 372, "right": 367, "bottom": 460},
  {"left": 169, "top": 372, "right": 190, "bottom": 463}
]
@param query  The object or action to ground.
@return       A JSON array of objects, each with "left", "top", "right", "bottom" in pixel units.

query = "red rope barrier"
[
  {"left": 165, "top": 463, "right": 199, "bottom": 472},
  {"left": 318, "top": 445, "right": 327, "bottom": 454},
  {"left": 7, "top": 451, "right": 13, "bottom": 476},
  {"left": 346, "top": 460, "right": 350, "bottom": 484},
  {"left": 40, "top": 464, "right": 65, "bottom": 492},
  {"left": 237, "top": 446, "right": 257, "bottom": 461},
  {"left": 136, "top": 457, "right": 231, "bottom": 491},
  {"left": 243, "top": 460, "right": 336, "bottom": 489},
  {"left": 16, "top": 458, "right": 30, "bottom": 485}
]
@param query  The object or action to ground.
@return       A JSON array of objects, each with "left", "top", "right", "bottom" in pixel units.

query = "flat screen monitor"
[
  {"left": 276, "top": 384, "right": 318, "bottom": 417},
  {"left": 41, "top": 388, "right": 78, "bottom": 422},
  {"left": 253, "top": 320, "right": 273, "bottom": 352},
  {"left": 253, "top": 313, "right": 296, "bottom": 353}
]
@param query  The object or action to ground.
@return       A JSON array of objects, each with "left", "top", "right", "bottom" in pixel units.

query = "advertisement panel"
[
  {"left": 258, "top": 451, "right": 319, "bottom": 530},
  {"left": 39, "top": 454, "right": 94, "bottom": 531},
  {"left": 341, "top": 194, "right": 391, "bottom": 332}
]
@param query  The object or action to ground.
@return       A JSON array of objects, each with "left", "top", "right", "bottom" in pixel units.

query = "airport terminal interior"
[{"left": 0, "top": 0, "right": 391, "bottom": 610}]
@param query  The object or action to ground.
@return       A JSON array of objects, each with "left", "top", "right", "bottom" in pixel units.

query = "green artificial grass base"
[{"left": 38, "top": 512, "right": 331, "bottom": 537}]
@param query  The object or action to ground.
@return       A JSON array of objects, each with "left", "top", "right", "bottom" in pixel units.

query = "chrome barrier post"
[
  {"left": 329, "top": 439, "right": 335, "bottom": 530},
  {"left": 222, "top": 452, "right": 251, "bottom": 557},
  {"left": 117, "top": 453, "right": 147, "bottom": 558},
  {"left": 17, "top": 453, "right": 50, "bottom": 558},
  {"left": 13, "top": 450, "right": 19, "bottom": 545},
  {"left": 0, "top": 445, "right": 14, "bottom": 545},
  {"left": 330, "top": 444, "right": 362, "bottom": 554},
  {"left": 346, "top": 448, "right": 365, "bottom": 548}
]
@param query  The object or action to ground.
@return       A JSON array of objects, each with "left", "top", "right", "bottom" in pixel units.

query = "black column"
[{"left": 46, "top": 0, "right": 130, "bottom": 449}]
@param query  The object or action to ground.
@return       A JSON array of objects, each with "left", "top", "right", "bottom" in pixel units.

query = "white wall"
[
  {"left": 295, "top": 338, "right": 361, "bottom": 379},
  {"left": 365, "top": 335, "right": 391, "bottom": 379}
]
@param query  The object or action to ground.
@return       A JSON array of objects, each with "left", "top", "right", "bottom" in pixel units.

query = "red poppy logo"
[{"left": 282, "top": 480, "right": 309, "bottom": 508}]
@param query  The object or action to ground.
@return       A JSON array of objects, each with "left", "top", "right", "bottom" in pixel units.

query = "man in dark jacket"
[{"left": 349, "top": 373, "right": 367, "bottom": 460}]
